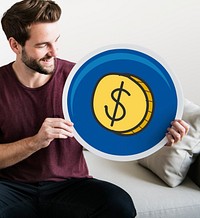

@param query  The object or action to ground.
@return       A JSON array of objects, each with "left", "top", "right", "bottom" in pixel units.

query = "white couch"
[
  {"left": 83, "top": 99, "right": 200, "bottom": 218},
  {"left": 84, "top": 151, "right": 200, "bottom": 218}
]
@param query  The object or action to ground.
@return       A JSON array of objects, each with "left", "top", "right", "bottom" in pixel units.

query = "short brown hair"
[{"left": 1, "top": 0, "right": 61, "bottom": 46}]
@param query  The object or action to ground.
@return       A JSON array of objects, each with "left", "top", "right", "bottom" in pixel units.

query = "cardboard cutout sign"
[{"left": 62, "top": 45, "right": 184, "bottom": 161}]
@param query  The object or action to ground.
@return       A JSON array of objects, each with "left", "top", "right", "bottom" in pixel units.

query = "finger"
[
  {"left": 46, "top": 118, "right": 74, "bottom": 138},
  {"left": 165, "top": 132, "right": 175, "bottom": 146},
  {"left": 64, "top": 120, "right": 74, "bottom": 126},
  {"left": 45, "top": 118, "right": 74, "bottom": 127},
  {"left": 167, "top": 127, "right": 181, "bottom": 143},
  {"left": 171, "top": 120, "right": 189, "bottom": 139},
  {"left": 53, "top": 122, "right": 74, "bottom": 133},
  {"left": 177, "top": 120, "right": 190, "bottom": 134},
  {"left": 48, "top": 119, "right": 74, "bottom": 132},
  {"left": 51, "top": 127, "right": 74, "bottom": 138}
]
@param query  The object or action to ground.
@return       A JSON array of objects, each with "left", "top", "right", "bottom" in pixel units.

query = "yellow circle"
[{"left": 92, "top": 73, "right": 153, "bottom": 135}]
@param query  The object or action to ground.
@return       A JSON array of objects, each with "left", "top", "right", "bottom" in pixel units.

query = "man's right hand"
[
  {"left": 0, "top": 118, "right": 74, "bottom": 169},
  {"left": 34, "top": 118, "right": 74, "bottom": 149}
]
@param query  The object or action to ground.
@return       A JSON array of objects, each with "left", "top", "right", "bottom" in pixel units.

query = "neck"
[{"left": 12, "top": 61, "right": 52, "bottom": 88}]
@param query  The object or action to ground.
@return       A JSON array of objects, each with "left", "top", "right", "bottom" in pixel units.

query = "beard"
[{"left": 21, "top": 48, "right": 55, "bottom": 75}]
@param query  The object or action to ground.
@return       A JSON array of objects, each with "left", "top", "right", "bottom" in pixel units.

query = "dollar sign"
[{"left": 104, "top": 81, "right": 131, "bottom": 127}]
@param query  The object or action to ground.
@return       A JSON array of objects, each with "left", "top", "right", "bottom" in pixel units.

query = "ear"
[{"left": 8, "top": 37, "right": 22, "bottom": 54}]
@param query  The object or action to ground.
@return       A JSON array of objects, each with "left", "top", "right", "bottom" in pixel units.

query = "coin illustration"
[{"left": 92, "top": 73, "right": 153, "bottom": 135}]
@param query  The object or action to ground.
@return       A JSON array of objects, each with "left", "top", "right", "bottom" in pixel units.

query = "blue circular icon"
[{"left": 62, "top": 45, "right": 184, "bottom": 161}]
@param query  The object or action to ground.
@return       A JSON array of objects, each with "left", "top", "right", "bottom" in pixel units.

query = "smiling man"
[
  {"left": 0, "top": 1, "right": 137, "bottom": 217},
  {"left": 0, "top": 1, "right": 189, "bottom": 218}
]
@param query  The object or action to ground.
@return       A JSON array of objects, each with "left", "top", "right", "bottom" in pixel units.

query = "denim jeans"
[{"left": 0, "top": 178, "right": 136, "bottom": 218}]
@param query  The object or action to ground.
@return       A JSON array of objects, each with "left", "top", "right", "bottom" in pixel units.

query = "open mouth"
[{"left": 41, "top": 57, "right": 54, "bottom": 65}]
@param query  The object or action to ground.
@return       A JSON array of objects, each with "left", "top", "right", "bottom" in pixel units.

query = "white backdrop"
[{"left": 1, "top": 0, "right": 200, "bottom": 105}]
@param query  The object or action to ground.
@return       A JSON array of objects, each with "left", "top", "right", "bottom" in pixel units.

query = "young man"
[{"left": 0, "top": 0, "right": 189, "bottom": 217}]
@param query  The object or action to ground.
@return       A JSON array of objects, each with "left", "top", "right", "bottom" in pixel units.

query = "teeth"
[{"left": 43, "top": 59, "right": 52, "bottom": 62}]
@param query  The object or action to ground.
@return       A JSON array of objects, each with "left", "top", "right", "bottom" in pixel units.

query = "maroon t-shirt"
[{"left": 0, "top": 58, "right": 90, "bottom": 182}]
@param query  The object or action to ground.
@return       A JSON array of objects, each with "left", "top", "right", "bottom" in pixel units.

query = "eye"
[{"left": 35, "top": 43, "right": 47, "bottom": 49}]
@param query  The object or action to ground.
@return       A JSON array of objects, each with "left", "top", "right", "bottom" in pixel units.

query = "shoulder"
[
  {"left": 0, "top": 62, "right": 13, "bottom": 80},
  {"left": 55, "top": 58, "right": 76, "bottom": 73}
]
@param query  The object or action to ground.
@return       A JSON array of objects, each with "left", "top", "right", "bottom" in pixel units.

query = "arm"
[
  {"left": 165, "top": 119, "right": 190, "bottom": 146},
  {"left": 0, "top": 118, "right": 74, "bottom": 169}
]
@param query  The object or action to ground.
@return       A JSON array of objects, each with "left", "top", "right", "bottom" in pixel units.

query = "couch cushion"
[{"left": 138, "top": 99, "right": 200, "bottom": 187}]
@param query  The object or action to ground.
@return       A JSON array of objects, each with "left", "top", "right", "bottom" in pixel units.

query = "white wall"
[{"left": 1, "top": 0, "right": 200, "bottom": 105}]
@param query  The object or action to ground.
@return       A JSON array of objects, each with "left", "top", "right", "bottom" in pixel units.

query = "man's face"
[{"left": 21, "top": 22, "right": 60, "bottom": 75}]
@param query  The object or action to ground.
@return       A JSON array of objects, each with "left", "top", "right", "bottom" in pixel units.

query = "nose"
[{"left": 48, "top": 43, "right": 58, "bottom": 57}]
